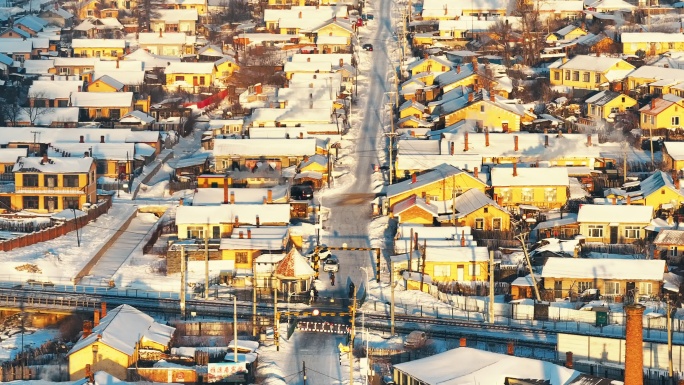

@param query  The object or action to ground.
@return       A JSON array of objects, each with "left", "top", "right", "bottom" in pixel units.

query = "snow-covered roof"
[
  {"left": 213, "top": 138, "right": 317, "bottom": 157},
  {"left": 585, "top": 90, "right": 624, "bottom": 106},
  {"left": 29, "top": 80, "right": 82, "bottom": 99},
  {"left": 627, "top": 65, "right": 684, "bottom": 82},
  {"left": 71, "top": 38, "right": 126, "bottom": 48},
  {"left": 290, "top": 53, "right": 352, "bottom": 67},
  {"left": 138, "top": 32, "right": 196, "bottom": 46},
  {"left": 490, "top": 166, "right": 569, "bottom": 187},
  {"left": 392, "top": 195, "right": 438, "bottom": 217},
  {"left": 0, "top": 127, "right": 161, "bottom": 146},
  {"left": 150, "top": 8, "right": 198, "bottom": 22},
  {"left": 533, "top": 214, "right": 578, "bottom": 231},
  {"left": 220, "top": 226, "right": 288, "bottom": 250},
  {"left": 53, "top": 57, "right": 97, "bottom": 67},
  {"left": 576, "top": 204, "right": 653, "bottom": 223},
  {"left": 165, "top": 61, "right": 215, "bottom": 74},
  {"left": 71, "top": 92, "right": 133, "bottom": 107},
  {"left": 48, "top": 143, "right": 136, "bottom": 161},
  {"left": 22, "top": 59, "right": 55, "bottom": 75},
  {"left": 0, "top": 147, "right": 27, "bottom": 163},
  {"left": 273, "top": 247, "right": 315, "bottom": 279},
  {"left": 0, "top": 39, "right": 33, "bottom": 53},
  {"left": 125, "top": 48, "right": 181, "bottom": 68},
  {"left": 91, "top": 74, "right": 125, "bottom": 90},
  {"left": 556, "top": 54, "right": 632, "bottom": 72},
  {"left": 16, "top": 14, "right": 47, "bottom": 32},
  {"left": 621, "top": 32, "right": 684, "bottom": 43},
  {"left": 542, "top": 258, "right": 665, "bottom": 281},
  {"left": 191, "top": 186, "right": 288, "bottom": 205},
  {"left": 120, "top": 110, "right": 156, "bottom": 124},
  {"left": 175, "top": 204, "right": 290, "bottom": 225},
  {"left": 13, "top": 156, "right": 92, "bottom": 173},
  {"left": 387, "top": 164, "right": 476, "bottom": 198},
  {"left": 664, "top": 142, "right": 684, "bottom": 160},
  {"left": 68, "top": 304, "right": 175, "bottom": 357},
  {"left": 511, "top": 274, "right": 541, "bottom": 287},
  {"left": 654, "top": 229, "right": 684, "bottom": 245},
  {"left": 452, "top": 188, "right": 503, "bottom": 216},
  {"left": 394, "top": 347, "right": 580, "bottom": 385}
]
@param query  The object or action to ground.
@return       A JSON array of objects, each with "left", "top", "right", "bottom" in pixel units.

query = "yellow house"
[
  {"left": 72, "top": 39, "right": 125, "bottom": 59},
  {"left": 165, "top": 62, "right": 216, "bottom": 90},
  {"left": 75, "top": 0, "right": 98, "bottom": 19},
  {"left": 550, "top": 55, "right": 634, "bottom": 90},
  {"left": 443, "top": 188, "right": 511, "bottom": 231},
  {"left": 391, "top": 195, "right": 438, "bottom": 224},
  {"left": 219, "top": 226, "right": 289, "bottom": 270},
  {"left": 215, "top": 56, "right": 239, "bottom": 79},
  {"left": 166, "top": 0, "right": 207, "bottom": 15},
  {"left": 436, "top": 63, "right": 484, "bottom": 94},
  {"left": 626, "top": 66, "right": 684, "bottom": 95},
  {"left": 616, "top": 171, "right": 684, "bottom": 209},
  {"left": 412, "top": 32, "right": 435, "bottom": 46},
  {"left": 386, "top": 163, "right": 487, "bottom": 210},
  {"left": 621, "top": 32, "right": 684, "bottom": 56},
  {"left": 541, "top": 258, "right": 665, "bottom": 300},
  {"left": 546, "top": 25, "right": 586, "bottom": 43},
  {"left": 391, "top": 246, "right": 490, "bottom": 283},
  {"left": 298, "top": 154, "right": 328, "bottom": 178},
  {"left": 577, "top": 204, "right": 652, "bottom": 244},
  {"left": 67, "top": 304, "right": 175, "bottom": 381},
  {"left": 175, "top": 204, "right": 290, "bottom": 240},
  {"left": 490, "top": 165, "right": 569, "bottom": 210},
  {"left": 312, "top": 19, "right": 354, "bottom": 44},
  {"left": 71, "top": 92, "right": 134, "bottom": 120},
  {"left": 267, "top": 0, "right": 305, "bottom": 7},
  {"left": 88, "top": 75, "right": 124, "bottom": 92},
  {"left": 585, "top": 90, "right": 637, "bottom": 121},
  {"left": 399, "top": 100, "right": 427, "bottom": 120},
  {"left": 639, "top": 94, "right": 684, "bottom": 131},
  {"left": 407, "top": 55, "right": 453, "bottom": 76},
  {"left": 663, "top": 142, "right": 684, "bottom": 171},
  {"left": 440, "top": 91, "right": 529, "bottom": 132},
  {"left": 5, "top": 155, "right": 97, "bottom": 213}
]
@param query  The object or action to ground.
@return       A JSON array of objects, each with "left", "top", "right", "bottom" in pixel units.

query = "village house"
[
  {"left": 576, "top": 204, "right": 653, "bottom": 244},
  {"left": 53, "top": 57, "right": 97, "bottom": 77},
  {"left": 490, "top": 165, "right": 569, "bottom": 210},
  {"left": 190, "top": 184, "right": 288, "bottom": 204},
  {"left": 70, "top": 92, "right": 134, "bottom": 120},
  {"left": 212, "top": 138, "right": 318, "bottom": 172},
  {"left": 164, "top": 62, "right": 216, "bottom": 90},
  {"left": 390, "top": 246, "right": 490, "bottom": 284},
  {"left": 164, "top": 0, "right": 208, "bottom": 15},
  {"left": 407, "top": 55, "right": 454, "bottom": 77},
  {"left": 174, "top": 203, "right": 290, "bottom": 240},
  {"left": 391, "top": 195, "right": 438, "bottom": 225},
  {"left": 435, "top": 188, "right": 511, "bottom": 230},
  {"left": 219, "top": 226, "right": 289, "bottom": 270},
  {"left": 0, "top": 155, "right": 97, "bottom": 213},
  {"left": 15, "top": 15, "right": 47, "bottom": 36},
  {"left": 654, "top": 229, "right": 684, "bottom": 263},
  {"left": 215, "top": 56, "right": 239, "bottom": 79},
  {"left": 621, "top": 32, "right": 684, "bottom": 56},
  {"left": 639, "top": 94, "right": 684, "bottom": 132},
  {"left": 0, "top": 148, "right": 27, "bottom": 176},
  {"left": 138, "top": 31, "right": 196, "bottom": 57},
  {"left": 312, "top": 18, "right": 354, "bottom": 47},
  {"left": 605, "top": 171, "right": 684, "bottom": 209},
  {"left": 88, "top": 75, "right": 125, "bottom": 92},
  {"left": 394, "top": 224, "right": 476, "bottom": 253},
  {"left": 92, "top": 60, "right": 147, "bottom": 97},
  {"left": 546, "top": 24, "right": 587, "bottom": 44},
  {"left": 433, "top": 89, "right": 533, "bottom": 132},
  {"left": 39, "top": 6, "right": 74, "bottom": 27},
  {"left": 272, "top": 247, "right": 315, "bottom": 294},
  {"left": 149, "top": 8, "right": 198, "bottom": 34},
  {"left": 28, "top": 80, "right": 83, "bottom": 108},
  {"left": 0, "top": 39, "right": 34, "bottom": 61},
  {"left": 385, "top": 163, "right": 487, "bottom": 210},
  {"left": 71, "top": 39, "right": 126, "bottom": 59},
  {"left": 549, "top": 55, "right": 634, "bottom": 92},
  {"left": 541, "top": 258, "right": 665, "bottom": 300},
  {"left": 626, "top": 66, "right": 684, "bottom": 97},
  {"left": 585, "top": 90, "right": 637, "bottom": 122},
  {"left": 263, "top": 6, "right": 347, "bottom": 34},
  {"left": 46, "top": 142, "right": 141, "bottom": 179},
  {"left": 663, "top": 142, "right": 684, "bottom": 171},
  {"left": 67, "top": 304, "right": 175, "bottom": 381}
]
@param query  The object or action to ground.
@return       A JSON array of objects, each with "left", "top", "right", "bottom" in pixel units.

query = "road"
[{"left": 318, "top": 0, "right": 395, "bottom": 301}]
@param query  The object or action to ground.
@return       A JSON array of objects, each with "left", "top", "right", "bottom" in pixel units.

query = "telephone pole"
[
  {"left": 252, "top": 258, "right": 258, "bottom": 337},
  {"left": 516, "top": 233, "right": 541, "bottom": 302},
  {"left": 384, "top": 102, "right": 398, "bottom": 185},
  {"left": 273, "top": 287, "right": 279, "bottom": 351},
  {"left": 180, "top": 246, "right": 186, "bottom": 319},
  {"left": 390, "top": 260, "right": 396, "bottom": 335},
  {"left": 349, "top": 288, "right": 357, "bottom": 385},
  {"left": 489, "top": 250, "right": 495, "bottom": 324},
  {"left": 204, "top": 224, "right": 209, "bottom": 299}
]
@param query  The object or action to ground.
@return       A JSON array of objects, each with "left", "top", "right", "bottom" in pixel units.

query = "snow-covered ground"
[{"left": 0, "top": 328, "right": 59, "bottom": 361}]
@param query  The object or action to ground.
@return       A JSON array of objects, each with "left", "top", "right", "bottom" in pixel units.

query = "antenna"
[{"left": 30, "top": 131, "right": 40, "bottom": 156}]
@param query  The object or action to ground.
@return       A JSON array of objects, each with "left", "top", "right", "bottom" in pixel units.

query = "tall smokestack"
[
  {"left": 460, "top": 230, "right": 465, "bottom": 246},
  {"left": 101, "top": 302, "right": 107, "bottom": 318},
  {"left": 450, "top": 142, "right": 455, "bottom": 155},
  {"left": 624, "top": 304, "right": 645, "bottom": 385},
  {"left": 464, "top": 132, "right": 469, "bottom": 151},
  {"left": 267, "top": 189, "right": 273, "bottom": 203},
  {"left": 230, "top": 191, "right": 235, "bottom": 204},
  {"left": 565, "top": 352, "right": 573, "bottom": 369}
]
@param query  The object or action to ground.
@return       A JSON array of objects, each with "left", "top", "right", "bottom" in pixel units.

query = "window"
[
  {"left": 199, "top": 76, "right": 206, "bottom": 85},
  {"left": 450, "top": 188, "right": 462, "bottom": 198},
  {"left": 186, "top": 226, "right": 204, "bottom": 239},
  {"left": 521, "top": 188, "right": 533, "bottom": 202},
  {"left": 651, "top": 116, "right": 655, "bottom": 124},
  {"left": 95, "top": 51, "right": 101, "bottom": 57},
  {"left": 23, "top": 196, "right": 38, "bottom": 209},
  {"left": 63, "top": 196, "right": 79, "bottom": 209},
  {"left": 671, "top": 246, "right": 678, "bottom": 257},
  {"left": 23, "top": 174, "right": 38, "bottom": 187},
  {"left": 235, "top": 252, "right": 248, "bottom": 264},
  {"left": 57, "top": 99, "right": 68, "bottom": 107},
  {"left": 670, "top": 43, "right": 675, "bottom": 49},
  {"left": 577, "top": 281, "right": 594, "bottom": 293},
  {"left": 480, "top": 104, "right": 485, "bottom": 113},
  {"left": 34, "top": 99, "right": 47, "bottom": 107},
  {"left": 44, "top": 175, "right": 57, "bottom": 187},
  {"left": 638, "top": 282, "right": 652, "bottom": 296},
  {"left": 110, "top": 50, "right": 117, "bottom": 57},
  {"left": 673, "top": 116, "right": 680, "bottom": 126},
  {"left": 110, "top": 109, "right": 120, "bottom": 120},
  {"left": 63, "top": 175, "right": 79, "bottom": 187},
  {"left": 595, "top": 73, "right": 601, "bottom": 83},
  {"left": 544, "top": 188, "right": 557, "bottom": 202},
  {"left": 587, "top": 225, "right": 603, "bottom": 238},
  {"left": 475, "top": 218, "right": 484, "bottom": 230},
  {"left": 554, "top": 71, "right": 560, "bottom": 81},
  {"left": 500, "top": 188, "right": 512, "bottom": 202},
  {"left": 492, "top": 218, "right": 501, "bottom": 230},
  {"left": 468, "top": 264, "right": 481, "bottom": 277},
  {"left": 604, "top": 281, "right": 620, "bottom": 295},
  {"left": 433, "top": 265, "right": 451, "bottom": 277},
  {"left": 583, "top": 72, "right": 590, "bottom": 82},
  {"left": 565, "top": 70, "right": 570, "bottom": 80},
  {"left": 176, "top": 75, "right": 185, "bottom": 82},
  {"left": 572, "top": 71, "right": 579, "bottom": 81},
  {"left": 624, "top": 225, "right": 641, "bottom": 239},
  {"left": 212, "top": 226, "right": 221, "bottom": 238},
  {"left": 96, "top": 160, "right": 107, "bottom": 174}
]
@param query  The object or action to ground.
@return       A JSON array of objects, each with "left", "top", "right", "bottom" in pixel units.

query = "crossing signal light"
[{"left": 312, "top": 309, "right": 320, "bottom": 316}]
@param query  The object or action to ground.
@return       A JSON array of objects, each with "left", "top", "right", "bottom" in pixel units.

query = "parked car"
[
  {"left": 323, "top": 258, "right": 339, "bottom": 272},
  {"left": 404, "top": 330, "right": 427, "bottom": 349},
  {"left": 290, "top": 185, "right": 314, "bottom": 200},
  {"left": 308, "top": 246, "right": 332, "bottom": 260},
  {"left": 362, "top": 14, "right": 374, "bottom": 20},
  {"left": 362, "top": 43, "right": 373, "bottom": 51}
]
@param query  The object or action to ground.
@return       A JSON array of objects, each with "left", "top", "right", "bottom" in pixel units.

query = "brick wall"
[
  {"left": 625, "top": 304, "right": 645, "bottom": 385},
  {"left": 166, "top": 249, "right": 222, "bottom": 274}
]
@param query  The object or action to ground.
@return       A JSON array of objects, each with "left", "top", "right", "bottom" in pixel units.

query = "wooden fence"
[
  {"left": 0, "top": 197, "right": 112, "bottom": 252},
  {"left": 435, "top": 281, "right": 510, "bottom": 296},
  {"left": 582, "top": 242, "right": 641, "bottom": 256},
  {"left": 0, "top": 340, "right": 68, "bottom": 381}
]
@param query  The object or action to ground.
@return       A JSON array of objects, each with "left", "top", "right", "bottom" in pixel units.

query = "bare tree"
[
  {"left": 23, "top": 91, "right": 54, "bottom": 125},
  {"left": 512, "top": 0, "right": 543, "bottom": 66},
  {"left": 488, "top": 19, "right": 513, "bottom": 67},
  {"left": 225, "top": 45, "right": 286, "bottom": 88},
  {"left": 0, "top": 87, "right": 22, "bottom": 126},
  {"left": 220, "top": 0, "right": 252, "bottom": 24}
]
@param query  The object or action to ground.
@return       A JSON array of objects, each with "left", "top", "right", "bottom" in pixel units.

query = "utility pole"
[
  {"left": 273, "top": 287, "right": 279, "bottom": 351},
  {"left": 420, "top": 240, "right": 427, "bottom": 292},
  {"left": 180, "top": 246, "right": 186, "bottom": 319},
  {"left": 233, "top": 295, "right": 238, "bottom": 363},
  {"left": 668, "top": 297, "right": 674, "bottom": 384},
  {"left": 349, "top": 287, "right": 357, "bottom": 385},
  {"left": 327, "top": 151, "right": 332, "bottom": 187},
  {"left": 390, "top": 260, "right": 396, "bottom": 335},
  {"left": 385, "top": 103, "right": 398, "bottom": 185},
  {"left": 204, "top": 223, "right": 209, "bottom": 299},
  {"left": 252, "top": 258, "right": 258, "bottom": 337},
  {"left": 489, "top": 250, "right": 494, "bottom": 324},
  {"left": 516, "top": 233, "right": 541, "bottom": 302},
  {"left": 303, "top": 361, "right": 307, "bottom": 385}
]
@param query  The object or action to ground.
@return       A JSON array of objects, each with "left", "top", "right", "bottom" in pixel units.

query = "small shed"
[
  {"left": 272, "top": 248, "right": 315, "bottom": 294},
  {"left": 510, "top": 274, "right": 541, "bottom": 300},
  {"left": 294, "top": 171, "right": 324, "bottom": 189}
]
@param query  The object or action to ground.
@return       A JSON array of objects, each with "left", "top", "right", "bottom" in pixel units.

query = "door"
[
  {"left": 609, "top": 226, "right": 618, "bottom": 244},
  {"left": 213, "top": 226, "right": 220, "bottom": 239},
  {"left": 502, "top": 122, "right": 509, "bottom": 132},
  {"left": 626, "top": 281, "right": 635, "bottom": 300},
  {"left": 554, "top": 280, "right": 563, "bottom": 299},
  {"left": 46, "top": 197, "right": 56, "bottom": 213},
  {"left": 457, "top": 265, "right": 464, "bottom": 281}
]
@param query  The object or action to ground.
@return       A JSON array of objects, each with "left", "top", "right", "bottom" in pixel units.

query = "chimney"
[
  {"left": 299, "top": 132, "right": 304, "bottom": 139},
  {"left": 474, "top": 167, "right": 479, "bottom": 179},
  {"left": 507, "top": 342, "right": 514, "bottom": 355},
  {"left": 464, "top": 132, "right": 469, "bottom": 151},
  {"left": 179, "top": 197, "right": 184, "bottom": 206},
  {"left": 673, "top": 170, "right": 680, "bottom": 190},
  {"left": 101, "top": 302, "right": 107, "bottom": 318},
  {"left": 544, "top": 127, "right": 548, "bottom": 134},
  {"left": 223, "top": 180, "right": 229, "bottom": 204},
  {"left": 339, "top": 58, "right": 344, "bottom": 67},
  {"left": 587, "top": 134, "right": 592, "bottom": 146},
  {"left": 425, "top": 195, "right": 430, "bottom": 204},
  {"left": 230, "top": 191, "right": 235, "bottom": 204},
  {"left": 298, "top": 11, "right": 302, "bottom": 18},
  {"left": 94, "top": 309, "right": 100, "bottom": 326},
  {"left": 460, "top": 230, "right": 465, "bottom": 247},
  {"left": 485, "top": 128, "right": 490, "bottom": 147},
  {"left": 627, "top": 195, "right": 631, "bottom": 205},
  {"left": 456, "top": 65, "right": 461, "bottom": 74},
  {"left": 411, "top": 173, "right": 417, "bottom": 184},
  {"left": 460, "top": 337, "right": 467, "bottom": 347},
  {"left": 100, "top": 135, "right": 105, "bottom": 143},
  {"left": 263, "top": 196, "right": 267, "bottom": 204},
  {"left": 468, "top": 92, "right": 474, "bottom": 103},
  {"left": 424, "top": 52, "right": 428, "bottom": 60},
  {"left": 79, "top": 135, "right": 84, "bottom": 143},
  {"left": 545, "top": 135, "right": 549, "bottom": 148},
  {"left": 624, "top": 304, "right": 645, "bottom": 385},
  {"left": 513, "top": 162, "right": 518, "bottom": 177},
  {"left": 234, "top": 216, "right": 239, "bottom": 228},
  {"left": 256, "top": 215, "right": 260, "bottom": 228},
  {"left": 307, "top": 57, "right": 311, "bottom": 62},
  {"left": 267, "top": 189, "right": 273, "bottom": 203},
  {"left": 247, "top": 229, "right": 252, "bottom": 239},
  {"left": 565, "top": 352, "right": 573, "bottom": 369},
  {"left": 116, "top": 58, "right": 119, "bottom": 69},
  {"left": 159, "top": 28, "right": 162, "bottom": 37},
  {"left": 489, "top": 91, "right": 495, "bottom": 102},
  {"left": 514, "top": 136, "right": 519, "bottom": 152},
  {"left": 450, "top": 142, "right": 454, "bottom": 155},
  {"left": 83, "top": 320, "right": 93, "bottom": 338},
  {"left": 42, "top": 153, "right": 48, "bottom": 164},
  {"left": 239, "top": 231, "right": 244, "bottom": 239},
  {"left": 652, "top": 99, "right": 657, "bottom": 110},
  {"left": 612, "top": 196, "right": 617, "bottom": 205}
]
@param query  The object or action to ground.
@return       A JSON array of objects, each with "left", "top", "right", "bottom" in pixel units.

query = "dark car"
[
  {"left": 290, "top": 185, "right": 314, "bottom": 200},
  {"left": 362, "top": 14, "right": 374, "bottom": 20},
  {"left": 362, "top": 43, "right": 373, "bottom": 51}
]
